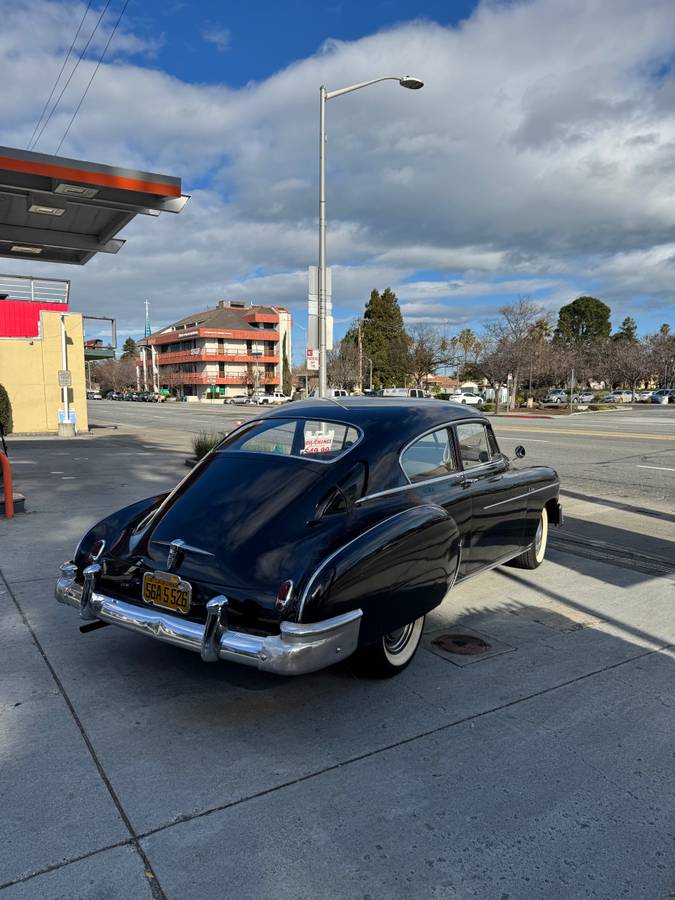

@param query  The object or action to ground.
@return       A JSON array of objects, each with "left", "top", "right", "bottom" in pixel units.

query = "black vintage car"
[{"left": 56, "top": 399, "right": 561, "bottom": 678}]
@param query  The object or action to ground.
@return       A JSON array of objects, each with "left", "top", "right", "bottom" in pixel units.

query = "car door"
[
  {"left": 452, "top": 420, "right": 527, "bottom": 575},
  {"left": 399, "top": 425, "right": 471, "bottom": 580}
]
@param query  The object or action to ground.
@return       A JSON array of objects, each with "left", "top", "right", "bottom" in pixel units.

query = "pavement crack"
[
  {"left": 0, "top": 570, "right": 167, "bottom": 900},
  {"left": 0, "top": 841, "right": 133, "bottom": 892},
  {"left": 136, "top": 641, "right": 672, "bottom": 843}
]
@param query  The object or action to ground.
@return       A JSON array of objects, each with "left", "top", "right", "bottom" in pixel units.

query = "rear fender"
[
  {"left": 73, "top": 493, "right": 169, "bottom": 568},
  {"left": 298, "top": 504, "right": 460, "bottom": 645}
]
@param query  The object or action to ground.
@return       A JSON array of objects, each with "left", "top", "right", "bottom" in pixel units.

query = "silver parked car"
[{"left": 603, "top": 390, "right": 635, "bottom": 403}]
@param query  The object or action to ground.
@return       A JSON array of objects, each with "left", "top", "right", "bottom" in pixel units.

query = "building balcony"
[
  {"left": 157, "top": 349, "right": 278, "bottom": 365},
  {"left": 148, "top": 328, "right": 279, "bottom": 346},
  {"left": 170, "top": 374, "right": 280, "bottom": 386}
]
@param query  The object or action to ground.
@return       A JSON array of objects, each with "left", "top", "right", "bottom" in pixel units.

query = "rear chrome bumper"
[{"left": 55, "top": 564, "right": 362, "bottom": 676}]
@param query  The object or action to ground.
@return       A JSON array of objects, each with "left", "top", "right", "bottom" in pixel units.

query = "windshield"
[{"left": 217, "top": 418, "right": 362, "bottom": 463}]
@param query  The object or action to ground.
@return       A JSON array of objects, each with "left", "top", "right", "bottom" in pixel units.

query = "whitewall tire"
[{"left": 352, "top": 615, "right": 425, "bottom": 678}]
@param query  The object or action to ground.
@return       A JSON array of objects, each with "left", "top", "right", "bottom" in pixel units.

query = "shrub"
[
  {"left": 588, "top": 403, "right": 615, "bottom": 411},
  {"left": 0, "top": 384, "right": 12, "bottom": 436},
  {"left": 192, "top": 431, "right": 223, "bottom": 460},
  {"left": 479, "top": 402, "right": 495, "bottom": 412}
]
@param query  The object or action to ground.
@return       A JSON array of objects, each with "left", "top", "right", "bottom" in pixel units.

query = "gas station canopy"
[{"left": 0, "top": 146, "right": 188, "bottom": 265}]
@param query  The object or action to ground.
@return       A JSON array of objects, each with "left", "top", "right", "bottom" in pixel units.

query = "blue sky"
[
  {"left": 135, "top": 1, "right": 477, "bottom": 87},
  {"left": 1, "top": 0, "right": 674, "bottom": 358}
]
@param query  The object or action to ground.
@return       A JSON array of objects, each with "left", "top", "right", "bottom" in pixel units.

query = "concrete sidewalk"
[{"left": 1, "top": 435, "right": 673, "bottom": 899}]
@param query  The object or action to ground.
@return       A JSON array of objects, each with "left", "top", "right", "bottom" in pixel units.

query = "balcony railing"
[
  {"left": 0, "top": 273, "right": 70, "bottom": 304},
  {"left": 171, "top": 374, "right": 280, "bottom": 385},
  {"left": 157, "top": 349, "right": 278, "bottom": 365}
]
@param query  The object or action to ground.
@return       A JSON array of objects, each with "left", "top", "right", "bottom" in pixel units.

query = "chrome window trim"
[
  {"left": 482, "top": 483, "right": 551, "bottom": 511},
  {"left": 215, "top": 416, "right": 364, "bottom": 466},
  {"left": 397, "top": 416, "right": 501, "bottom": 488},
  {"left": 356, "top": 470, "right": 464, "bottom": 504}
]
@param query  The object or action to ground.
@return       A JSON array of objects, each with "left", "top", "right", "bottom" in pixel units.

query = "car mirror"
[
  {"left": 478, "top": 450, "right": 490, "bottom": 463},
  {"left": 515, "top": 445, "right": 526, "bottom": 458}
]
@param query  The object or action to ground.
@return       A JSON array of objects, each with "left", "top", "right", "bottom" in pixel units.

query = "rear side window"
[
  {"left": 219, "top": 418, "right": 361, "bottom": 462},
  {"left": 455, "top": 422, "right": 491, "bottom": 468},
  {"left": 401, "top": 427, "right": 457, "bottom": 483}
]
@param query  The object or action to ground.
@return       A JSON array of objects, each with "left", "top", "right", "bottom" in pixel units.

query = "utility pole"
[{"left": 357, "top": 320, "right": 363, "bottom": 393}]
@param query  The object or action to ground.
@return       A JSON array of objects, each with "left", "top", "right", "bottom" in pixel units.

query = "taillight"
[
  {"left": 275, "top": 580, "right": 293, "bottom": 612},
  {"left": 89, "top": 539, "right": 105, "bottom": 561}
]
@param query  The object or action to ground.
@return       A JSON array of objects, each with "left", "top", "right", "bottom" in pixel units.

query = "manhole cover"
[{"left": 432, "top": 632, "right": 491, "bottom": 655}]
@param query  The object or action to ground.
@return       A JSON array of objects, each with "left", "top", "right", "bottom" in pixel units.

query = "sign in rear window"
[{"left": 218, "top": 419, "right": 360, "bottom": 462}]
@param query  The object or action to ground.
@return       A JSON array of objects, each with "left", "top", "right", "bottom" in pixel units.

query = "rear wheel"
[
  {"left": 511, "top": 506, "right": 548, "bottom": 569},
  {"left": 351, "top": 616, "right": 425, "bottom": 678}
]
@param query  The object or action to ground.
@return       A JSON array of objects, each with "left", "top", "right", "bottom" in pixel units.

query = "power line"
[
  {"left": 27, "top": 1, "right": 94, "bottom": 150},
  {"left": 55, "top": 0, "right": 129, "bottom": 155},
  {"left": 30, "top": 0, "right": 112, "bottom": 151}
]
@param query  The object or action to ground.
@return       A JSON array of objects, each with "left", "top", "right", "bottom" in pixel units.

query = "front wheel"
[
  {"left": 351, "top": 616, "right": 425, "bottom": 678},
  {"left": 511, "top": 506, "right": 548, "bottom": 569}
]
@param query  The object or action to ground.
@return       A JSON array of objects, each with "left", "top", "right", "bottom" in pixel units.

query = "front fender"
[
  {"left": 73, "top": 492, "right": 169, "bottom": 569},
  {"left": 298, "top": 504, "right": 460, "bottom": 645}
]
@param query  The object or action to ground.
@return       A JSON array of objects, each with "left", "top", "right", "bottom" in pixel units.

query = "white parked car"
[
  {"left": 254, "top": 391, "right": 291, "bottom": 405},
  {"left": 448, "top": 390, "right": 482, "bottom": 406},
  {"left": 309, "top": 388, "right": 350, "bottom": 399},
  {"left": 573, "top": 391, "right": 595, "bottom": 404},
  {"left": 380, "top": 387, "right": 429, "bottom": 399},
  {"left": 636, "top": 390, "right": 653, "bottom": 402},
  {"left": 604, "top": 390, "right": 635, "bottom": 403}
]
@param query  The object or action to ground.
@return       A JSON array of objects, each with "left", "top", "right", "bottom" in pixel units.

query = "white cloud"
[
  {"left": 201, "top": 25, "right": 231, "bottom": 53},
  {"left": 1, "top": 0, "right": 675, "bottom": 340}
]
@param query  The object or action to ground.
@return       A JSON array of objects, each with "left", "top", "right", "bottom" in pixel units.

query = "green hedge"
[{"left": 0, "top": 384, "right": 12, "bottom": 436}]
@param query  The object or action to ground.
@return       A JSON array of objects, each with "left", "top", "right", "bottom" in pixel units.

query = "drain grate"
[{"left": 432, "top": 632, "right": 491, "bottom": 656}]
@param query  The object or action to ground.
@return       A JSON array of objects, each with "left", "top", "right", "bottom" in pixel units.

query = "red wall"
[{"left": 0, "top": 300, "right": 69, "bottom": 338}]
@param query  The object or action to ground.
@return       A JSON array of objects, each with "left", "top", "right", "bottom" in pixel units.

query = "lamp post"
[
  {"left": 362, "top": 354, "right": 373, "bottom": 392},
  {"left": 318, "top": 74, "right": 423, "bottom": 398}
]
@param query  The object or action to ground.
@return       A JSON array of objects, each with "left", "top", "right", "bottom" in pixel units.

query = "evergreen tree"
[
  {"left": 554, "top": 296, "right": 611, "bottom": 345},
  {"left": 0, "top": 384, "right": 12, "bottom": 436},
  {"left": 358, "top": 288, "right": 409, "bottom": 388},
  {"left": 121, "top": 337, "right": 138, "bottom": 359},
  {"left": 282, "top": 333, "right": 292, "bottom": 396},
  {"left": 613, "top": 316, "right": 638, "bottom": 342}
]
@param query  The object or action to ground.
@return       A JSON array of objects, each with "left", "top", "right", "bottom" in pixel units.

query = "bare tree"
[
  {"left": 480, "top": 298, "right": 549, "bottom": 408},
  {"left": 647, "top": 327, "right": 675, "bottom": 387},
  {"left": 406, "top": 325, "right": 454, "bottom": 388},
  {"left": 92, "top": 358, "right": 137, "bottom": 392},
  {"left": 327, "top": 340, "right": 360, "bottom": 390}
]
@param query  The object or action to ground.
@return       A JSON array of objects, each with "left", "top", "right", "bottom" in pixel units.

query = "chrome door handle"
[{"left": 462, "top": 477, "right": 478, "bottom": 487}]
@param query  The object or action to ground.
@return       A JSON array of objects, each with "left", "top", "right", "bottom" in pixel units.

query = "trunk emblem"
[{"left": 166, "top": 539, "right": 185, "bottom": 571}]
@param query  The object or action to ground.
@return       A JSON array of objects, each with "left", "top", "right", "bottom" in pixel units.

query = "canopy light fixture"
[
  {"left": 10, "top": 244, "right": 42, "bottom": 254},
  {"left": 55, "top": 183, "right": 99, "bottom": 199},
  {"left": 28, "top": 203, "right": 66, "bottom": 217}
]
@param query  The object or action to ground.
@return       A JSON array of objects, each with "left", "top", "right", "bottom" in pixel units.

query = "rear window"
[{"left": 218, "top": 418, "right": 361, "bottom": 462}]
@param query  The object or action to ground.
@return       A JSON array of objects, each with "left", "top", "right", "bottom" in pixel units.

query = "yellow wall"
[{"left": 0, "top": 311, "right": 89, "bottom": 434}]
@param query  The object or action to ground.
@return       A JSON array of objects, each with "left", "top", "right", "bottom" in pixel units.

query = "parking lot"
[{"left": 1, "top": 402, "right": 674, "bottom": 898}]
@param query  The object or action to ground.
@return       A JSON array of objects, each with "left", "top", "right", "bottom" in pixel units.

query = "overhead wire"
[
  {"left": 55, "top": 0, "right": 129, "bottom": 155},
  {"left": 27, "top": 0, "right": 94, "bottom": 150},
  {"left": 30, "top": 0, "right": 112, "bottom": 151}
]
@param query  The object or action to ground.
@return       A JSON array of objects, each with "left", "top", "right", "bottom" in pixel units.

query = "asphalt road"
[{"left": 87, "top": 399, "right": 675, "bottom": 506}]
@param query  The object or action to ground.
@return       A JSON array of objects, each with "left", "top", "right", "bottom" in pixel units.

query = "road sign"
[
  {"left": 58, "top": 369, "right": 72, "bottom": 388},
  {"left": 306, "top": 349, "right": 319, "bottom": 371}
]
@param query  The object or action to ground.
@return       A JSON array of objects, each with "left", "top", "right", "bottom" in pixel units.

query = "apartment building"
[{"left": 138, "top": 301, "right": 292, "bottom": 399}]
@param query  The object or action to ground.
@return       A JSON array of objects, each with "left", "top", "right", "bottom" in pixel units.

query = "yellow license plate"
[{"left": 142, "top": 571, "right": 191, "bottom": 614}]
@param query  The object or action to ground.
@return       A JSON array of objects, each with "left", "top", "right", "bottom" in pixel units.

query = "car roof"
[{"left": 256, "top": 397, "right": 484, "bottom": 438}]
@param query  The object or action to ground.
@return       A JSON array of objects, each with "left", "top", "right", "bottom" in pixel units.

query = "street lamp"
[
  {"left": 362, "top": 354, "right": 373, "bottom": 392},
  {"left": 317, "top": 74, "right": 424, "bottom": 398}
]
